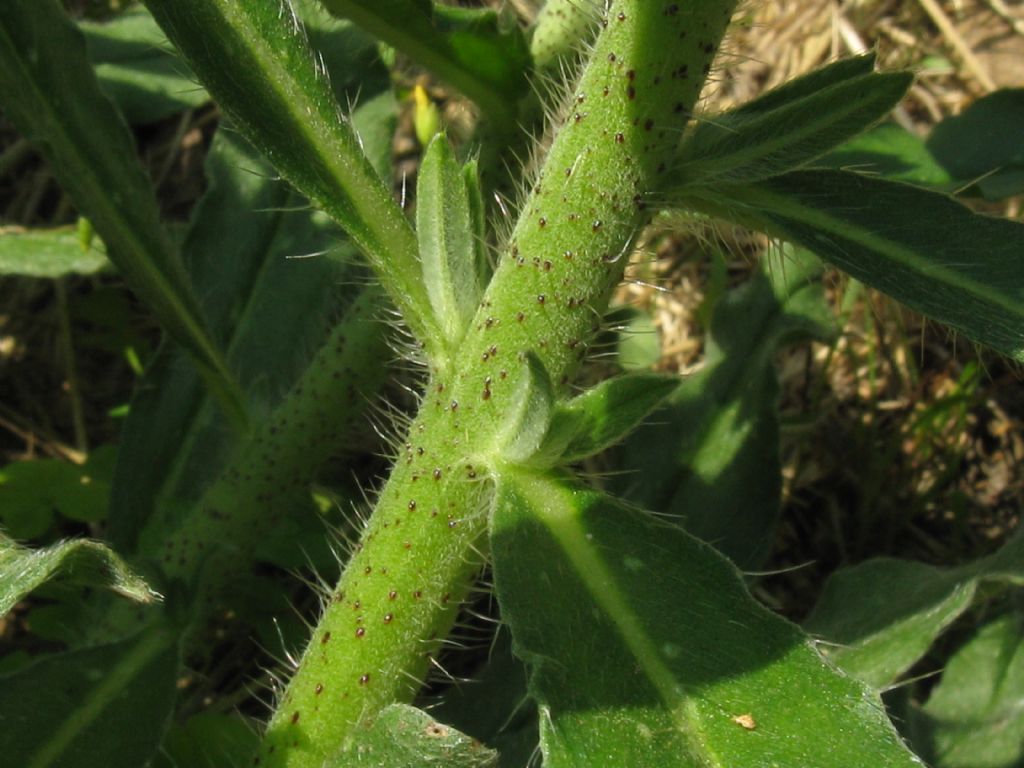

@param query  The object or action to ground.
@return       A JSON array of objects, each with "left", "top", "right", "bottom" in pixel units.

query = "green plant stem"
[
  {"left": 474, "top": 0, "right": 598, "bottom": 203},
  {"left": 530, "top": 0, "right": 598, "bottom": 70},
  {"left": 54, "top": 278, "right": 88, "bottom": 455},
  {"left": 83, "top": 288, "right": 392, "bottom": 648},
  {"left": 0, "top": 136, "right": 32, "bottom": 178},
  {"left": 143, "top": 0, "right": 440, "bottom": 357},
  {"left": 258, "top": 2, "right": 737, "bottom": 764},
  {"left": 142, "top": 288, "right": 391, "bottom": 602}
]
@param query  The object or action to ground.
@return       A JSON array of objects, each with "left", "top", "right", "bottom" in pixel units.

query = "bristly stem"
[
  {"left": 144, "top": 287, "right": 392, "bottom": 613},
  {"left": 530, "top": 0, "right": 598, "bottom": 70},
  {"left": 256, "top": 2, "right": 738, "bottom": 765},
  {"left": 82, "top": 287, "right": 393, "bottom": 649}
]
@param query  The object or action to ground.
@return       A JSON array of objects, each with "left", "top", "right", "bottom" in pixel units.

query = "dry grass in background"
[{"left": 644, "top": 0, "right": 1024, "bottom": 617}]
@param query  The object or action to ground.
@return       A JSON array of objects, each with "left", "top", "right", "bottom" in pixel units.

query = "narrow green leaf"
[
  {"left": 545, "top": 372, "right": 678, "bottom": 464},
  {"left": 0, "top": 0, "right": 243, "bottom": 422},
  {"left": 0, "top": 227, "right": 108, "bottom": 277},
  {"left": 927, "top": 87, "right": 1024, "bottom": 200},
  {"left": 733, "top": 54, "right": 878, "bottom": 115},
  {"left": 80, "top": 6, "right": 208, "bottom": 124},
  {"left": 680, "top": 169, "right": 1024, "bottom": 361},
  {"left": 143, "top": 0, "right": 437, "bottom": 350},
  {"left": 619, "top": 247, "right": 834, "bottom": 569},
  {"left": 804, "top": 531, "right": 1024, "bottom": 688},
  {"left": 347, "top": 704, "right": 498, "bottom": 767},
  {"left": 676, "top": 59, "right": 912, "bottom": 185},
  {"left": 0, "top": 533, "right": 157, "bottom": 617},
  {"left": 0, "top": 624, "right": 178, "bottom": 768},
  {"left": 417, "top": 134, "right": 482, "bottom": 350},
  {"left": 911, "top": 609, "right": 1024, "bottom": 768},
  {"left": 491, "top": 469, "right": 923, "bottom": 768},
  {"left": 819, "top": 123, "right": 954, "bottom": 187},
  {"left": 462, "top": 158, "right": 491, "bottom": 287},
  {"left": 493, "top": 353, "right": 555, "bottom": 464},
  {"left": 318, "top": 0, "right": 529, "bottom": 123}
]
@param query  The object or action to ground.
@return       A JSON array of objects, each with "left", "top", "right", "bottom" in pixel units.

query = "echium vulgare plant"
[{"left": 2, "top": 0, "right": 1024, "bottom": 766}]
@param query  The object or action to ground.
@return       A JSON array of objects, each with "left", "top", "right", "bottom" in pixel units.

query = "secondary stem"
[
  {"left": 258, "top": 2, "right": 737, "bottom": 765},
  {"left": 144, "top": 0, "right": 441, "bottom": 354}
]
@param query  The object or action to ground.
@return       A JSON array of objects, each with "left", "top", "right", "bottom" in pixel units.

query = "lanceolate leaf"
[
  {"left": 927, "top": 88, "right": 1024, "bottom": 200},
  {"left": 731, "top": 54, "right": 877, "bottom": 115},
  {"left": 804, "top": 530, "right": 1024, "bottom": 689},
  {"left": 80, "top": 6, "right": 208, "bottom": 124},
  {"left": 0, "top": 0, "right": 243, "bottom": 423},
  {"left": 0, "top": 533, "right": 157, "bottom": 616},
  {"left": 546, "top": 372, "right": 678, "bottom": 464},
  {"left": 0, "top": 228, "right": 108, "bottom": 277},
  {"left": 679, "top": 169, "right": 1024, "bottom": 361},
  {"left": 491, "top": 469, "right": 923, "bottom": 768},
  {"left": 0, "top": 624, "right": 179, "bottom": 768},
  {"left": 347, "top": 704, "right": 498, "bottom": 768},
  {"left": 143, "top": 0, "right": 437, "bottom": 350},
  {"left": 911, "top": 609, "right": 1024, "bottom": 768},
  {"left": 819, "top": 123, "right": 954, "bottom": 187},
  {"left": 675, "top": 56, "right": 911, "bottom": 185},
  {"left": 619, "top": 247, "right": 834, "bottom": 569},
  {"left": 417, "top": 134, "right": 482, "bottom": 351}
]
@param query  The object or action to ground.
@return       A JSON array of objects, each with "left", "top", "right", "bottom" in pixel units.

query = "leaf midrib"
[
  {"left": 683, "top": 75, "right": 901, "bottom": 181},
  {"left": 512, "top": 471, "right": 720, "bottom": 765},
  {"left": 209, "top": 1, "right": 435, "bottom": 349},
  {"left": 27, "top": 628, "right": 173, "bottom": 768},
  {"left": 741, "top": 180, "right": 1024, "bottom": 320}
]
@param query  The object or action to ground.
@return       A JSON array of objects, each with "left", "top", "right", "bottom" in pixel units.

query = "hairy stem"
[
  {"left": 257, "top": 2, "right": 738, "bottom": 765},
  {"left": 530, "top": 0, "right": 598, "bottom": 71},
  {"left": 145, "top": 288, "right": 391, "bottom": 600},
  {"left": 84, "top": 287, "right": 392, "bottom": 648}
]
